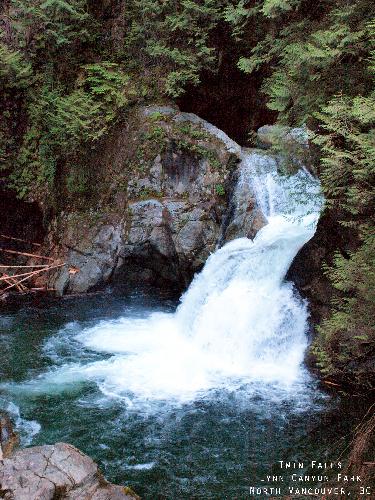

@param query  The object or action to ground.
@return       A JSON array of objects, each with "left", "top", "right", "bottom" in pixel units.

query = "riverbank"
[{"left": 0, "top": 413, "right": 139, "bottom": 500}]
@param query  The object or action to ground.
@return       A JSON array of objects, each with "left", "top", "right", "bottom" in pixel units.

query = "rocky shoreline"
[{"left": 0, "top": 414, "right": 139, "bottom": 500}]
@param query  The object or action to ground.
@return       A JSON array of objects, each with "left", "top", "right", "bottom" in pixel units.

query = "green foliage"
[
  {"left": 231, "top": 0, "right": 375, "bottom": 389},
  {"left": 311, "top": 78, "right": 375, "bottom": 388},
  {"left": 10, "top": 0, "right": 94, "bottom": 58},
  {"left": 0, "top": 43, "right": 32, "bottom": 89},
  {"left": 314, "top": 95, "right": 375, "bottom": 218},
  {"left": 123, "top": 0, "right": 231, "bottom": 96},
  {"left": 312, "top": 232, "right": 375, "bottom": 388},
  {"left": 174, "top": 138, "right": 221, "bottom": 168},
  {"left": 82, "top": 62, "right": 133, "bottom": 110},
  {"left": 222, "top": 1, "right": 251, "bottom": 38},
  {"left": 1, "top": 0, "right": 234, "bottom": 200},
  {"left": 9, "top": 63, "right": 133, "bottom": 199},
  {"left": 148, "top": 111, "right": 167, "bottom": 122},
  {"left": 144, "top": 126, "right": 167, "bottom": 143},
  {"left": 66, "top": 166, "right": 89, "bottom": 194},
  {"left": 1, "top": 0, "right": 374, "bottom": 391},
  {"left": 235, "top": 1, "right": 374, "bottom": 124},
  {"left": 215, "top": 183, "right": 225, "bottom": 196},
  {"left": 176, "top": 123, "right": 208, "bottom": 140},
  {"left": 261, "top": 0, "right": 300, "bottom": 18}
]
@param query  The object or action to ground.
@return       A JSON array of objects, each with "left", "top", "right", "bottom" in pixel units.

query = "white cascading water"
[
  {"left": 20, "top": 148, "right": 323, "bottom": 405},
  {"left": 173, "top": 150, "right": 322, "bottom": 387}
]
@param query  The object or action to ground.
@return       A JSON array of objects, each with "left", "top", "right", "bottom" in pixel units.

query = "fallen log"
[{"left": 0, "top": 248, "right": 54, "bottom": 261}]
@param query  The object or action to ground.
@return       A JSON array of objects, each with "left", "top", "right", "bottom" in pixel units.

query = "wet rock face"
[
  {"left": 113, "top": 198, "right": 222, "bottom": 290},
  {"left": 0, "top": 442, "right": 138, "bottom": 500},
  {"left": 52, "top": 223, "right": 125, "bottom": 295},
  {"left": 221, "top": 164, "right": 267, "bottom": 243},
  {"left": 0, "top": 414, "right": 18, "bottom": 460},
  {"left": 29, "top": 106, "right": 272, "bottom": 296},
  {"left": 287, "top": 209, "right": 354, "bottom": 325}
]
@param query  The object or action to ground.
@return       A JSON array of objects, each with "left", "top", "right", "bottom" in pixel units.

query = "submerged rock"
[
  {"left": 0, "top": 442, "right": 139, "bottom": 500},
  {"left": 0, "top": 414, "right": 18, "bottom": 460}
]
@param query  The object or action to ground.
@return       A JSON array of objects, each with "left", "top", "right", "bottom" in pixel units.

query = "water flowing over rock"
[
  {"left": 27, "top": 113, "right": 321, "bottom": 302},
  {"left": 0, "top": 442, "right": 139, "bottom": 500},
  {"left": 0, "top": 124, "right": 325, "bottom": 499},
  {"left": 15, "top": 148, "right": 322, "bottom": 402},
  {"left": 221, "top": 150, "right": 268, "bottom": 243}
]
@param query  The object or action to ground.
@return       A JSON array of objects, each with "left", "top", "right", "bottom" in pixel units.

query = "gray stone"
[
  {"left": 149, "top": 225, "right": 176, "bottom": 258},
  {"left": 172, "top": 112, "right": 242, "bottom": 155},
  {"left": 0, "top": 443, "right": 138, "bottom": 500},
  {"left": 257, "top": 125, "right": 308, "bottom": 149},
  {"left": 50, "top": 224, "right": 124, "bottom": 295},
  {"left": 142, "top": 105, "right": 176, "bottom": 117},
  {"left": 176, "top": 220, "right": 205, "bottom": 255}
]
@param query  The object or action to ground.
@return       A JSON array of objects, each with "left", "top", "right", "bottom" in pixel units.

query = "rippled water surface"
[{"left": 0, "top": 292, "right": 366, "bottom": 499}]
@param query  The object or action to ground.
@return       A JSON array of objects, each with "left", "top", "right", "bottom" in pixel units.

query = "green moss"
[
  {"left": 215, "top": 183, "right": 225, "bottom": 196},
  {"left": 175, "top": 122, "right": 208, "bottom": 140},
  {"left": 148, "top": 111, "right": 168, "bottom": 122},
  {"left": 175, "top": 139, "right": 222, "bottom": 168},
  {"left": 66, "top": 167, "right": 89, "bottom": 194},
  {"left": 138, "top": 187, "right": 163, "bottom": 200},
  {"left": 144, "top": 126, "right": 167, "bottom": 142}
]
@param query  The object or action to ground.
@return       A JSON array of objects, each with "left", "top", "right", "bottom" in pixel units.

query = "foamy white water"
[
  {"left": 0, "top": 400, "right": 41, "bottom": 446},
  {"left": 10, "top": 149, "right": 322, "bottom": 406}
]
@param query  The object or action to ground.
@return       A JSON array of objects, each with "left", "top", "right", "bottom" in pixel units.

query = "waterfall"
[
  {"left": 5, "top": 149, "right": 323, "bottom": 405},
  {"left": 174, "top": 150, "right": 322, "bottom": 384}
]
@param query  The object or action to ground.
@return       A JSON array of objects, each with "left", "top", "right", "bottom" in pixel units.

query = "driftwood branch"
[
  {"left": 0, "top": 268, "right": 63, "bottom": 281},
  {"left": 0, "top": 264, "right": 50, "bottom": 268},
  {"left": 0, "top": 248, "right": 54, "bottom": 261},
  {"left": 2, "top": 274, "right": 27, "bottom": 292},
  {"left": 30, "top": 288, "right": 56, "bottom": 291},
  {"left": 0, "top": 263, "right": 65, "bottom": 294}
]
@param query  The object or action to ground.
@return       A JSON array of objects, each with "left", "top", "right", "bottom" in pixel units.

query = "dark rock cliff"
[{"left": 287, "top": 208, "right": 357, "bottom": 326}]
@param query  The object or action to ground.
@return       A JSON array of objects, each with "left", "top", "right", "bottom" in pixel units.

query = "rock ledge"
[{"left": 0, "top": 442, "right": 138, "bottom": 500}]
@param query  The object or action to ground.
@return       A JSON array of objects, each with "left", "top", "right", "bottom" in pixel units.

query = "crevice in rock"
[{"left": 0, "top": 186, "right": 47, "bottom": 264}]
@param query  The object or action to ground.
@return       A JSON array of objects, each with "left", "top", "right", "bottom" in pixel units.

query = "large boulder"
[
  {"left": 257, "top": 124, "right": 308, "bottom": 150},
  {"left": 33, "top": 106, "right": 250, "bottom": 295},
  {"left": 0, "top": 442, "right": 138, "bottom": 500}
]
